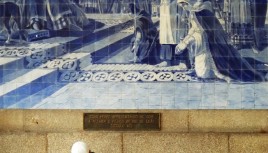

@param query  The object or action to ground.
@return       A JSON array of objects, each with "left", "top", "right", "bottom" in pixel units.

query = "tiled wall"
[{"left": 0, "top": 1, "right": 268, "bottom": 109}]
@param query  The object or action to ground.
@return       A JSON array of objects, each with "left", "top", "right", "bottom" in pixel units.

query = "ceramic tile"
[{"left": 0, "top": 0, "right": 268, "bottom": 109}]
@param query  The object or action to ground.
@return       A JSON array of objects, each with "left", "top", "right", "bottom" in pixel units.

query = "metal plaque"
[{"left": 83, "top": 113, "right": 161, "bottom": 131}]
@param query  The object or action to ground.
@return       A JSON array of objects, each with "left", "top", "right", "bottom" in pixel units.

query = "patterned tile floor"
[{"left": 4, "top": 81, "right": 268, "bottom": 109}]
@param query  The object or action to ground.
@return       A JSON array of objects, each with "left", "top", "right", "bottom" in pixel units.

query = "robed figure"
[
  {"left": 129, "top": 3, "right": 160, "bottom": 64},
  {"left": 176, "top": 0, "right": 265, "bottom": 82},
  {"left": 157, "top": 0, "right": 190, "bottom": 67},
  {"left": 18, "top": 0, "right": 90, "bottom": 31},
  {"left": 251, "top": 0, "right": 267, "bottom": 51}
]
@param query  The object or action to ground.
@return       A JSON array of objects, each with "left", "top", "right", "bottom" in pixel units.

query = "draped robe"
[
  {"left": 177, "top": 1, "right": 265, "bottom": 82},
  {"left": 18, "top": 0, "right": 90, "bottom": 30}
]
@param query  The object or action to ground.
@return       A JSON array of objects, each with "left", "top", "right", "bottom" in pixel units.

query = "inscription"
[{"left": 84, "top": 113, "right": 161, "bottom": 131}]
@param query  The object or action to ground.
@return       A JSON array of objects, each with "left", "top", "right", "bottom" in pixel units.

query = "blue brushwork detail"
[
  {"left": 1, "top": 70, "right": 58, "bottom": 108},
  {"left": 0, "top": 0, "right": 268, "bottom": 109},
  {"left": 91, "top": 34, "right": 133, "bottom": 63}
]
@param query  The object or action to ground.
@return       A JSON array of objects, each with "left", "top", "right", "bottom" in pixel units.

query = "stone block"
[
  {"left": 24, "top": 110, "right": 82, "bottom": 132},
  {"left": 230, "top": 134, "right": 268, "bottom": 153},
  {"left": 161, "top": 110, "right": 188, "bottom": 132},
  {"left": 189, "top": 110, "right": 268, "bottom": 132},
  {"left": 123, "top": 133, "right": 228, "bottom": 153},
  {"left": 0, "top": 133, "right": 46, "bottom": 153},
  {"left": 0, "top": 110, "right": 24, "bottom": 131},
  {"left": 47, "top": 132, "right": 122, "bottom": 153}
]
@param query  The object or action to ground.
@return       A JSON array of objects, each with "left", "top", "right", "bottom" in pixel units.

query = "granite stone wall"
[{"left": 1, "top": 110, "right": 268, "bottom": 153}]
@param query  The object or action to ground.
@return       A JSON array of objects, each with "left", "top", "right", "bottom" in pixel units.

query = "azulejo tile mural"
[{"left": 0, "top": 0, "right": 268, "bottom": 109}]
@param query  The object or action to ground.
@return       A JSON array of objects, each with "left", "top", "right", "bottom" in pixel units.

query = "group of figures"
[
  {"left": 0, "top": 0, "right": 152, "bottom": 41},
  {"left": 1, "top": 0, "right": 268, "bottom": 83},
  {"left": 0, "top": 0, "right": 91, "bottom": 43},
  {"left": 130, "top": 0, "right": 268, "bottom": 82},
  {"left": 79, "top": 0, "right": 153, "bottom": 14}
]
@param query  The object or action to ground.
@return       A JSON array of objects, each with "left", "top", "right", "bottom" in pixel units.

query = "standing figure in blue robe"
[
  {"left": 252, "top": 0, "right": 267, "bottom": 51},
  {"left": 175, "top": 0, "right": 265, "bottom": 82}
]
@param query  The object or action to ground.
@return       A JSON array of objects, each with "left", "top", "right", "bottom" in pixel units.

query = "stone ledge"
[
  {"left": 0, "top": 110, "right": 189, "bottom": 133},
  {"left": 189, "top": 110, "right": 268, "bottom": 133},
  {"left": 160, "top": 110, "right": 188, "bottom": 132},
  {"left": 0, "top": 110, "right": 24, "bottom": 132},
  {"left": 24, "top": 110, "right": 83, "bottom": 132},
  {"left": 1, "top": 110, "right": 268, "bottom": 133}
]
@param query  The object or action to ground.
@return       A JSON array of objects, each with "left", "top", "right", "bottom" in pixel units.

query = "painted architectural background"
[{"left": 0, "top": 0, "right": 268, "bottom": 109}]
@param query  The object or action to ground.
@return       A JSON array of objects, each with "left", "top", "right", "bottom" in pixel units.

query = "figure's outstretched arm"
[
  {"left": 131, "top": 31, "right": 142, "bottom": 53},
  {"left": 175, "top": 33, "right": 195, "bottom": 55}
]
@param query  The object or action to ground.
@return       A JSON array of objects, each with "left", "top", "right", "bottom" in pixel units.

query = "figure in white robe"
[
  {"left": 175, "top": 5, "right": 230, "bottom": 81},
  {"left": 176, "top": 0, "right": 265, "bottom": 82},
  {"left": 157, "top": 0, "right": 189, "bottom": 67}
]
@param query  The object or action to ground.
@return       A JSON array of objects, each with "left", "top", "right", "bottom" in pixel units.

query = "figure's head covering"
[
  {"left": 177, "top": 0, "right": 212, "bottom": 12},
  {"left": 192, "top": 0, "right": 212, "bottom": 12},
  {"left": 177, "top": 0, "right": 195, "bottom": 6},
  {"left": 71, "top": 141, "right": 89, "bottom": 153}
]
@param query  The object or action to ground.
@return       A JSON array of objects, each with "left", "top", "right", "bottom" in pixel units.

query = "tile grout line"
[
  {"left": 22, "top": 110, "right": 25, "bottom": 132},
  {"left": 45, "top": 133, "right": 49, "bottom": 153},
  {"left": 121, "top": 133, "right": 124, "bottom": 153},
  {"left": 227, "top": 134, "right": 230, "bottom": 153},
  {"left": 187, "top": 110, "right": 190, "bottom": 133}
]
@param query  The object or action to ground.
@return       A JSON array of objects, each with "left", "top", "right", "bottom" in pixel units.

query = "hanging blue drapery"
[
  {"left": 97, "top": 0, "right": 115, "bottom": 13},
  {"left": 134, "top": 0, "right": 152, "bottom": 15}
]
